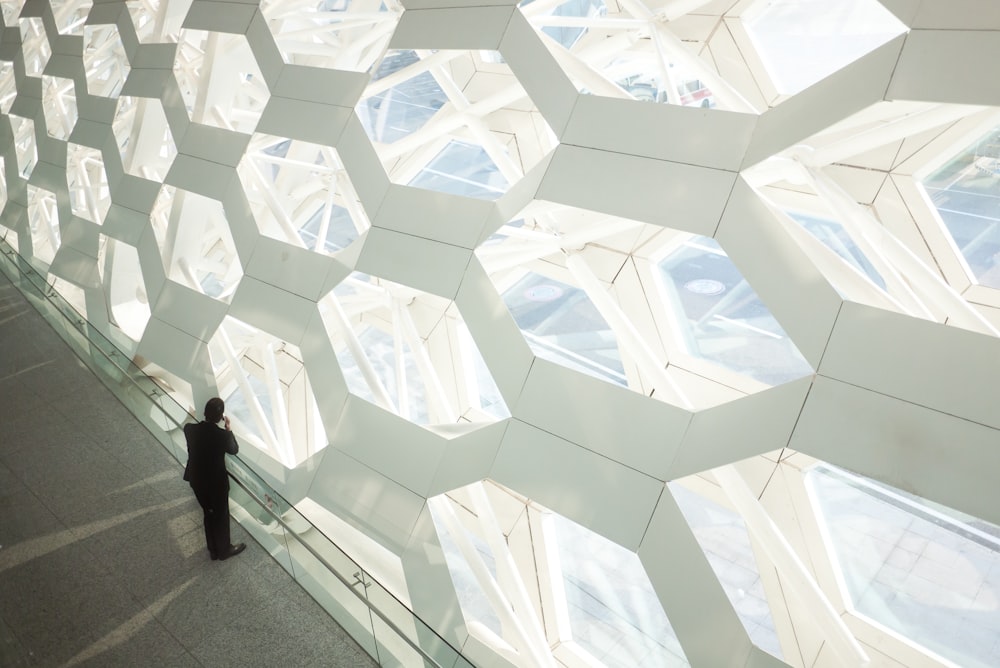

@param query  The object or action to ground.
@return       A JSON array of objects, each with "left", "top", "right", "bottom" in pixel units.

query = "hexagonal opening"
[
  {"left": 207, "top": 315, "right": 328, "bottom": 468},
  {"left": 98, "top": 236, "right": 151, "bottom": 343},
  {"left": 67, "top": 143, "right": 110, "bottom": 224},
  {"left": 48, "top": 0, "right": 93, "bottom": 36},
  {"left": 19, "top": 17, "right": 51, "bottom": 78},
  {"left": 653, "top": 235, "right": 812, "bottom": 386},
  {"left": 83, "top": 23, "right": 130, "bottom": 98},
  {"left": 259, "top": 0, "right": 401, "bottom": 72},
  {"left": 112, "top": 96, "right": 178, "bottom": 181},
  {"left": 921, "top": 124, "right": 1000, "bottom": 289},
  {"left": 9, "top": 114, "right": 37, "bottom": 178},
  {"left": 150, "top": 185, "right": 244, "bottom": 302},
  {"left": 237, "top": 133, "right": 369, "bottom": 255},
  {"left": 807, "top": 463, "right": 1000, "bottom": 667},
  {"left": 174, "top": 30, "right": 269, "bottom": 133},
  {"left": 319, "top": 272, "right": 510, "bottom": 429},
  {"left": 357, "top": 49, "right": 557, "bottom": 200},
  {"left": 125, "top": 0, "right": 193, "bottom": 43},
  {"left": 0, "top": 61, "right": 16, "bottom": 114},
  {"left": 429, "top": 480, "right": 690, "bottom": 666},
  {"left": 26, "top": 184, "right": 60, "bottom": 268},
  {"left": 41, "top": 74, "right": 78, "bottom": 140}
]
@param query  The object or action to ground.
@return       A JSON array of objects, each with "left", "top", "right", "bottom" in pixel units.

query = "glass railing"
[{"left": 0, "top": 240, "right": 474, "bottom": 668}]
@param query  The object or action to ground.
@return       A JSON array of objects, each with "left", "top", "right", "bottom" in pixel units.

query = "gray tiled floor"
[{"left": 0, "top": 276, "right": 378, "bottom": 667}]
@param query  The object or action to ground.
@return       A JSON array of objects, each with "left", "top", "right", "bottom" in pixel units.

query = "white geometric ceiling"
[{"left": 2, "top": 0, "right": 1000, "bottom": 666}]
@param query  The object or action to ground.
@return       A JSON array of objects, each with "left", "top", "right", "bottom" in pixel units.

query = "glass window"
[
  {"left": 656, "top": 237, "right": 812, "bottom": 385},
  {"left": 787, "top": 211, "right": 886, "bottom": 290},
  {"left": 358, "top": 50, "right": 447, "bottom": 144},
  {"left": 501, "top": 271, "right": 626, "bottom": 386},
  {"left": 408, "top": 140, "right": 509, "bottom": 200},
  {"left": 921, "top": 126, "right": 1000, "bottom": 289},
  {"left": 808, "top": 464, "right": 1000, "bottom": 668}
]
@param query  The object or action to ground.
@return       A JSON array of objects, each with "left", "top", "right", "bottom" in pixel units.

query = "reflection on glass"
[
  {"left": 656, "top": 236, "right": 812, "bottom": 385},
  {"left": 551, "top": 514, "right": 689, "bottom": 667},
  {"left": 744, "top": 0, "right": 906, "bottom": 95},
  {"left": 358, "top": 50, "right": 446, "bottom": 144},
  {"left": 408, "top": 140, "right": 509, "bottom": 200},
  {"left": 787, "top": 211, "right": 886, "bottom": 290},
  {"left": 808, "top": 465, "right": 1000, "bottom": 668},
  {"left": 922, "top": 126, "right": 1000, "bottom": 289},
  {"left": 670, "top": 483, "right": 782, "bottom": 658},
  {"left": 502, "top": 271, "right": 626, "bottom": 386}
]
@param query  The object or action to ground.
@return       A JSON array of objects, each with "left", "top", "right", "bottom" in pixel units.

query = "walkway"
[{"left": 0, "top": 273, "right": 377, "bottom": 667}]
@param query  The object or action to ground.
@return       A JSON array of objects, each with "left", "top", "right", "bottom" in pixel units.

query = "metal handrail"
[
  {"left": 225, "top": 472, "right": 446, "bottom": 668},
  {"left": 0, "top": 240, "right": 468, "bottom": 668}
]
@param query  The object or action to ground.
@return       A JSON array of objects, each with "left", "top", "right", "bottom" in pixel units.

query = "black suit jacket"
[{"left": 183, "top": 421, "right": 239, "bottom": 494}]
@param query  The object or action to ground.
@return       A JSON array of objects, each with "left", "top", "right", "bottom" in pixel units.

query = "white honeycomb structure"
[{"left": 3, "top": 0, "right": 1000, "bottom": 666}]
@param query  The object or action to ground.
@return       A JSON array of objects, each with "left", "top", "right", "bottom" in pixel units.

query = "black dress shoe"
[{"left": 219, "top": 543, "right": 246, "bottom": 561}]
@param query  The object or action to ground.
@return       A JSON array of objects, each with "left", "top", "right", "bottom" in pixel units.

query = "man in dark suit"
[{"left": 184, "top": 397, "right": 246, "bottom": 561}]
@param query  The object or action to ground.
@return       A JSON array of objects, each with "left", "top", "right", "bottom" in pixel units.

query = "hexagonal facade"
[{"left": 2, "top": 2, "right": 1000, "bottom": 668}]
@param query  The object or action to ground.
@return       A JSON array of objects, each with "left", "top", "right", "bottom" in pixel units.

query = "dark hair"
[{"left": 204, "top": 397, "right": 225, "bottom": 424}]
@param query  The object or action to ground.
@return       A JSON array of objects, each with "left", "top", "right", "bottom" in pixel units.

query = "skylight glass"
[
  {"left": 808, "top": 464, "right": 1000, "bottom": 668},
  {"left": 744, "top": 0, "right": 906, "bottom": 96},
  {"left": 408, "top": 140, "right": 509, "bottom": 200},
  {"left": 921, "top": 126, "right": 1000, "bottom": 289},
  {"left": 358, "top": 50, "right": 446, "bottom": 144},
  {"left": 656, "top": 237, "right": 812, "bottom": 385},
  {"left": 501, "top": 271, "right": 626, "bottom": 386}
]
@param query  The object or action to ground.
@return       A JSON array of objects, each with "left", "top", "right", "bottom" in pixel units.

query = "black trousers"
[{"left": 192, "top": 485, "right": 232, "bottom": 557}]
